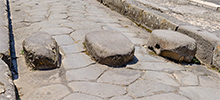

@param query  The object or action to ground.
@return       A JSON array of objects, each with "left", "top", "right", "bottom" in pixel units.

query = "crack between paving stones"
[{"left": 6, "top": 0, "right": 20, "bottom": 99}]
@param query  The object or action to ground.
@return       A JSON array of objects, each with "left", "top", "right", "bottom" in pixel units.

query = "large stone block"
[
  {"left": 85, "top": 30, "right": 135, "bottom": 67},
  {"left": 147, "top": 30, "right": 196, "bottom": 62},
  {"left": 177, "top": 25, "right": 220, "bottom": 65},
  {"left": 23, "top": 32, "right": 60, "bottom": 70},
  {"left": 213, "top": 43, "right": 220, "bottom": 69}
]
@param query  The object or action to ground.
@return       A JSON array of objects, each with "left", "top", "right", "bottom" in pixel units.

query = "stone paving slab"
[
  {"left": 0, "top": 0, "right": 16, "bottom": 99},
  {"left": 97, "top": 68, "right": 142, "bottom": 85},
  {"left": 63, "top": 93, "right": 103, "bottom": 100},
  {"left": 66, "top": 64, "right": 108, "bottom": 81},
  {"left": 68, "top": 82, "right": 126, "bottom": 98}
]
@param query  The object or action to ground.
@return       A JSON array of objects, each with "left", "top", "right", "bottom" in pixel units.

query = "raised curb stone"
[
  {"left": 177, "top": 25, "right": 220, "bottom": 65},
  {"left": 147, "top": 30, "right": 196, "bottom": 62},
  {"left": 0, "top": 60, "right": 15, "bottom": 100},
  {"left": 85, "top": 30, "right": 135, "bottom": 66},
  {"left": 23, "top": 32, "right": 60, "bottom": 70},
  {"left": 0, "top": 0, "right": 15, "bottom": 99},
  {"left": 212, "top": 43, "right": 220, "bottom": 69}
]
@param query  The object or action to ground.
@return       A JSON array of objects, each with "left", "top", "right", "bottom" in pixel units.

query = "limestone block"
[
  {"left": 213, "top": 43, "right": 220, "bottom": 69},
  {"left": 23, "top": 32, "right": 60, "bottom": 70},
  {"left": 85, "top": 30, "right": 135, "bottom": 66},
  {"left": 147, "top": 30, "right": 196, "bottom": 62}
]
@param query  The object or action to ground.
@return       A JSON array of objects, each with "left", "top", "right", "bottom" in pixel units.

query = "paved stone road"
[{"left": 9, "top": 0, "right": 220, "bottom": 100}]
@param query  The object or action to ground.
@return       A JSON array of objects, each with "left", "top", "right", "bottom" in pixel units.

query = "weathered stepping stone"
[
  {"left": 23, "top": 32, "right": 60, "bottom": 70},
  {"left": 85, "top": 30, "right": 135, "bottom": 66},
  {"left": 147, "top": 30, "right": 196, "bottom": 62}
]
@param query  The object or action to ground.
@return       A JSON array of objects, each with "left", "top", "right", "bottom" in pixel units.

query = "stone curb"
[
  {"left": 188, "top": 0, "right": 220, "bottom": 11},
  {"left": 97, "top": 0, "right": 220, "bottom": 68},
  {"left": 0, "top": 0, "right": 16, "bottom": 99}
]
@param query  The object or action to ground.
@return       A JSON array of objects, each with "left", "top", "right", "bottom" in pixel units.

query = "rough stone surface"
[
  {"left": 173, "top": 71, "right": 199, "bottom": 86},
  {"left": 0, "top": 27, "right": 9, "bottom": 54},
  {"left": 66, "top": 64, "right": 108, "bottom": 81},
  {"left": 97, "top": 68, "right": 142, "bottom": 85},
  {"left": 62, "top": 53, "right": 94, "bottom": 70},
  {"left": 27, "top": 84, "right": 70, "bottom": 100},
  {"left": 0, "top": 60, "right": 15, "bottom": 100},
  {"left": 128, "top": 79, "right": 177, "bottom": 98},
  {"left": 199, "top": 76, "right": 220, "bottom": 89},
  {"left": 179, "top": 87, "right": 220, "bottom": 100},
  {"left": 23, "top": 32, "right": 60, "bottom": 70},
  {"left": 68, "top": 82, "right": 126, "bottom": 98},
  {"left": 85, "top": 30, "right": 135, "bottom": 66},
  {"left": 213, "top": 43, "right": 220, "bottom": 69},
  {"left": 109, "top": 95, "right": 133, "bottom": 100},
  {"left": 9, "top": 0, "right": 220, "bottom": 99},
  {"left": 177, "top": 25, "right": 220, "bottom": 65},
  {"left": 142, "top": 71, "right": 180, "bottom": 86},
  {"left": 0, "top": 0, "right": 15, "bottom": 99},
  {"left": 127, "top": 62, "right": 184, "bottom": 72},
  {"left": 136, "top": 93, "right": 190, "bottom": 100},
  {"left": 147, "top": 30, "right": 197, "bottom": 62},
  {"left": 63, "top": 93, "right": 103, "bottom": 100}
]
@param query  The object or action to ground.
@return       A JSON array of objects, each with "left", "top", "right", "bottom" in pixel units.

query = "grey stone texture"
[
  {"left": 0, "top": 0, "right": 15, "bottom": 99},
  {"left": 212, "top": 43, "right": 220, "bottom": 69},
  {"left": 23, "top": 32, "right": 60, "bottom": 70},
  {"left": 66, "top": 64, "right": 108, "bottom": 81},
  {"left": 97, "top": 68, "right": 142, "bottom": 85},
  {"left": 179, "top": 87, "right": 220, "bottom": 100},
  {"left": 147, "top": 30, "right": 197, "bottom": 62},
  {"left": 109, "top": 95, "right": 133, "bottom": 100},
  {"left": 98, "top": 0, "right": 220, "bottom": 68},
  {"left": 62, "top": 53, "right": 94, "bottom": 70},
  {"left": 177, "top": 26, "right": 220, "bottom": 65},
  {"left": 0, "top": 60, "right": 15, "bottom": 100},
  {"left": 128, "top": 79, "right": 177, "bottom": 98},
  {"left": 142, "top": 71, "right": 180, "bottom": 86},
  {"left": 68, "top": 82, "right": 126, "bottom": 98},
  {"left": 85, "top": 30, "right": 135, "bottom": 66},
  {"left": 199, "top": 76, "right": 220, "bottom": 89},
  {"left": 0, "top": 27, "right": 9, "bottom": 54},
  {"left": 63, "top": 93, "right": 103, "bottom": 100},
  {"left": 27, "top": 84, "right": 70, "bottom": 100},
  {"left": 136, "top": 93, "right": 190, "bottom": 100},
  {"left": 8, "top": 0, "right": 220, "bottom": 99},
  {"left": 127, "top": 62, "right": 184, "bottom": 72},
  {"left": 173, "top": 71, "right": 199, "bottom": 86}
]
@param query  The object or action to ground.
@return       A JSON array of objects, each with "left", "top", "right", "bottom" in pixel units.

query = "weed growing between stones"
[
  {"left": 21, "top": 50, "right": 24, "bottom": 55},
  {"left": 82, "top": 42, "right": 90, "bottom": 56},
  {"left": 191, "top": 57, "right": 201, "bottom": 64},
  {"left": 208, "top": 65, "right": 220, "bottom": 73}
]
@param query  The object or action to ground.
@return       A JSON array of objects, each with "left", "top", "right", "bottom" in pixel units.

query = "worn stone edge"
[
  {"left": 0, "top": 0, "right": 16, "bottom": 99},
  {"left": 97, "top": 0, "right": 220, "bottom": 68},
  {"left": 188, "top": 0, "right": 220, "bottom": 11}
]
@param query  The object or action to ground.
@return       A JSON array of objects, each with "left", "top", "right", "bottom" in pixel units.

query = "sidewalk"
[
  {"left": 9, "top": 0, "right": 220, "bottom": 100},
  {"left": 0, "top": 0, "right": 16, "bottom": 99}
]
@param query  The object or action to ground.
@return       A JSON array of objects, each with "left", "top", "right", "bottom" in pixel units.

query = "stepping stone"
[
  {"left": 147, "top": 30, "right": 196, "bottom": 62},
  {"left": 85, "top": 30, "right": 135, "bottom": 66},
  {"left": 23, "top": 32, "right": 60, "bottom": 70}
]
